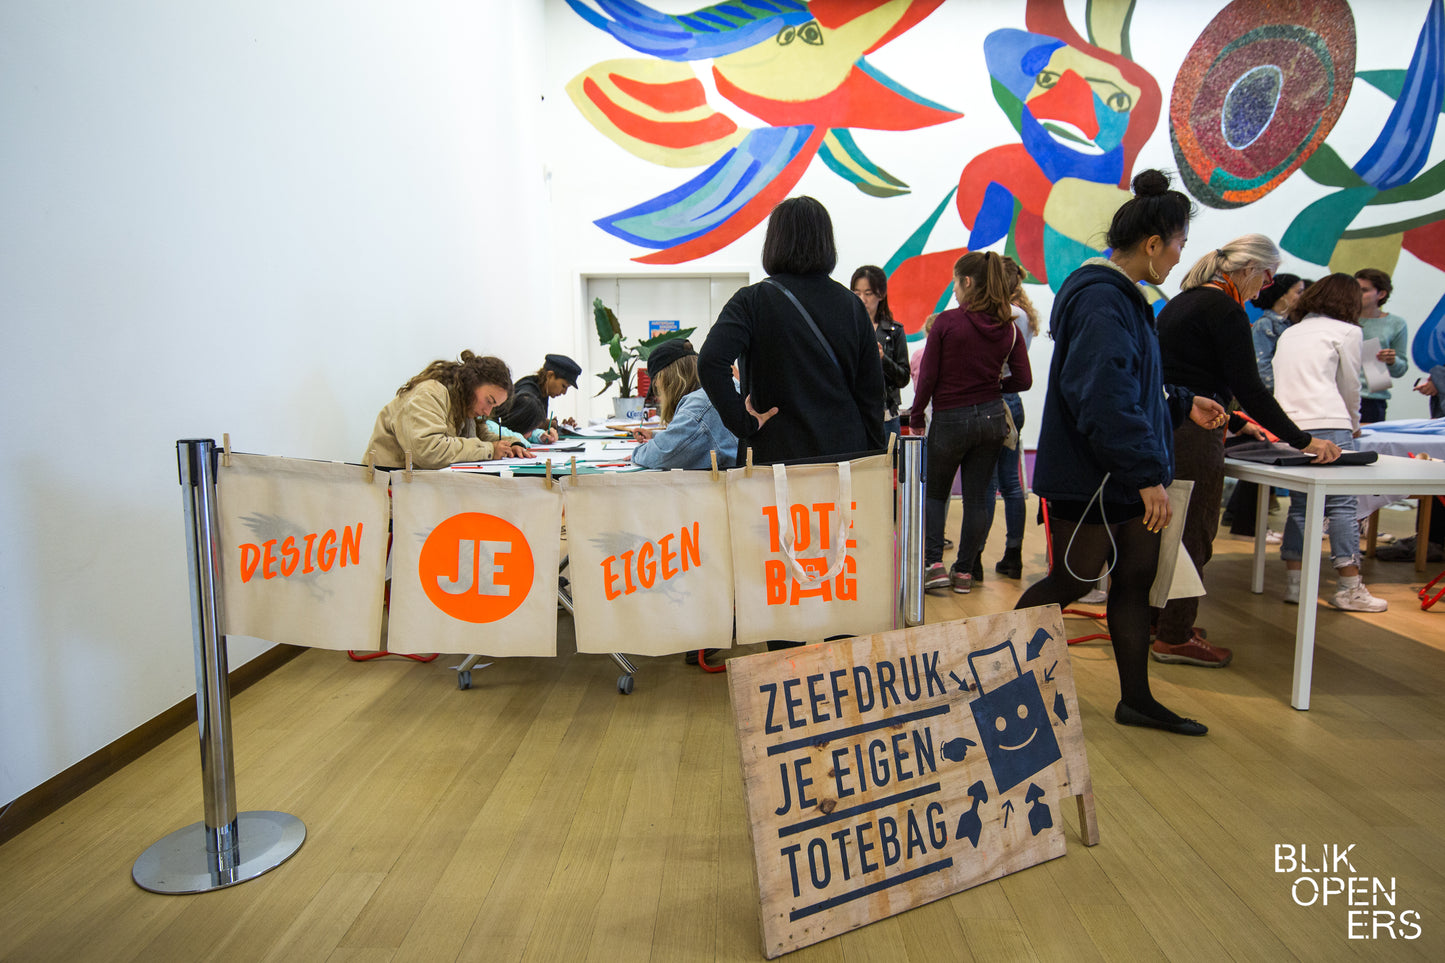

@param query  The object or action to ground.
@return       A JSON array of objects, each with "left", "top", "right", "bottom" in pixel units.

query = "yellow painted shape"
[
  {"left": 1043, "top": 177, "right": 1131, "bottom": 246},
  {"left": 714, "top": 0, "right": 911, "bottom": 102},
  {"left": 565, "top": 59, "right": 747, "bottom": 168},
  {"left": 1329, "top": 234, "right": 1403, "bottom": 276},
  {"left": 1086, "top": 0, "right": 1135, "bottom": 56}
]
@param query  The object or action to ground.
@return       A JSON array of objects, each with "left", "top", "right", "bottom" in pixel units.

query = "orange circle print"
[{"left": 418, "top": 513, "right": 534, "bottom": 623}]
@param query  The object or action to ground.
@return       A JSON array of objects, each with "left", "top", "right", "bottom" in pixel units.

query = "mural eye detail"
[
  {"left": 1016, "top": 704, "right": 1029, "bottom": 720},
  {"left": 776, "top": 26, "right": 796, "bottom": 45},
  {"left": 1106, "top": 90, "right": 1133, "bottom": 112},
  {"left": 799, "top": 21, "right": 823, "bottom": 46},
  {"left": 1036, "top": 70, "right": 1059, "bottom": 89}
]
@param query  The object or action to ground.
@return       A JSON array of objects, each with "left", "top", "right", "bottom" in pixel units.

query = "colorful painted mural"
[
  {"left": 563, "top": 0, "right": 1445, "bottom": 367},
  {"left": 564, "top": 0, "right": 960, "bottom": 265},
  {"left": 884, "top": 0, "right": 1162, "bottom": 337},
  {"left": 1171, "top": 0, "right": 1445, "bottom": 369}
]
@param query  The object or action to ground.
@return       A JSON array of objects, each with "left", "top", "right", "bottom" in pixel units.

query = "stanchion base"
[{"left": 132, "top": 810, "right": 305, "bottom": 894}]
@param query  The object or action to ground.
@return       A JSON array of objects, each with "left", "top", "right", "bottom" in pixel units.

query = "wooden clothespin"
[
  {"left": 709, "top": 449, "right": 719, "bottom": 482},
  {"left": 886, "top": 432, "right": 896, "bottom": 457},
  {"left": 365, "top": 449, "right": 375, "bottom": 483},
  {"left": 570, "top": 455, "right": 578, "bottom": 478},
  {"left": 222, "top": 433, "right": 231, "bottom": 468},
  {"left": 404, "top": 450, "right": 414, "bottom": 482},
  {"left": 545, "top": 459, "right": 554, "bottom": 490},
  {"left": 745, "top": 447, "right": 754, "bottom": 478}
]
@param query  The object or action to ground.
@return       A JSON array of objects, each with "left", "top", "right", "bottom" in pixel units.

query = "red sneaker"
[{"left": 1150, "top": 630, "right": 1232, "bottom": 668}]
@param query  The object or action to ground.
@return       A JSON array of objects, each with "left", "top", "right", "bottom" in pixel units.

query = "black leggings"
[{"left": 1016, "top": 515, "right": 1163, "bottom": 712}]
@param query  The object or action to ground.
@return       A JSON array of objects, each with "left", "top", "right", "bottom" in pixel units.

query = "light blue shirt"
[
  {"left": 631, "top": 389, "right": 738, "bottom": 470},
  {"left": 1359, "top": 312, "right": 1410, "bottom": 400}
]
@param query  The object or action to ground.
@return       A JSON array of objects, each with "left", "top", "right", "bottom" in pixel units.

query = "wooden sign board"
[{"left": 727, "top": 606, "right": 1097, "bottom": 958}]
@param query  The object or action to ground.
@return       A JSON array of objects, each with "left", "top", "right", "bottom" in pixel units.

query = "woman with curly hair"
[{"left": 364, "top": 351, "right": 530, "bottom": 469}]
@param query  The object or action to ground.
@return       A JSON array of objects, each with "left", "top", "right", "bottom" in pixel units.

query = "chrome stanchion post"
[
  {"left": 898, "top": 435, "right": 926, "bottom": 626},
  {"left": 133, "top": 439, "right": 305, "bottom": 894}
]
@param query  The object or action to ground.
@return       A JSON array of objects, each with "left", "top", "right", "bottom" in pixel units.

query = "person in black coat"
[
  {"left": 851, "top": 264, "right": 910, "bottom": 439},
  {"left": 495, "top": 353, "right": 581, "bottom": 442},
  {"left": 698, "top": 197, "right": 886, "bottom": 465},
  {"left": 1016, "top": 169, "right": 1227, "bottom": 737}
]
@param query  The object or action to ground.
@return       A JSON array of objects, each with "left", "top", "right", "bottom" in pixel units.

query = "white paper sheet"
[{"left": 1361, "top": 337, "right": 1393, "bottom": 392}]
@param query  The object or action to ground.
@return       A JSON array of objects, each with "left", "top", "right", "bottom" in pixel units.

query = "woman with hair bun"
[
  {"left": 910, "top": 250, "right": 1032, "bottom": 595},
  {"left": 364, "top": 351, "right": 530, "bottom": 469},
  {"left": 1016, "top": 169, "right": 1228, "bottom": 737},
  {"left": 1152, "top": 236, "right": 1340, "bottom": 669}
]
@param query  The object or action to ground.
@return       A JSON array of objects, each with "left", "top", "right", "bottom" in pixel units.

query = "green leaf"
[{"left": 593, "top": 298, "right": 621, "bottom": 345}]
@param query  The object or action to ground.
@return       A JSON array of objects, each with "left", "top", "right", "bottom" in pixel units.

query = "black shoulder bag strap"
[{"left": 763, "top": 277, "right": 843, "bottom": 374}]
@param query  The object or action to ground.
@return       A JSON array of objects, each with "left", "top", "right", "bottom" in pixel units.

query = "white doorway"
[{"left": 578, "top": 271, "right": 751, "bottom": 421}]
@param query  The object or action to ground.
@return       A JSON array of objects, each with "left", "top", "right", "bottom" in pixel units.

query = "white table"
[{"left": 1223, "top": 453, "right": 1445, "bottom": 710}]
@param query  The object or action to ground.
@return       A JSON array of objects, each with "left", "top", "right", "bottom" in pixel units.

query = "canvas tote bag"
[
  {"left": 727, "top": 452, "right": 894, "bottom": 645},
  {"left": 1148, "top": 479, "right": 1205, "bottom": 607},
  {"left": 218, "top": 452, "right": 390, "bottom": 651},
  {"left": 562, "top": 469, "right": 734, "bottom": 655},
  {"left": 387, "top": 469, "right": 562, "bottom": 656}
]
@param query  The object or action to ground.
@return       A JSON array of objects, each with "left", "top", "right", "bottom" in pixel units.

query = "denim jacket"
[
  {"left": 1251, "top": 310, "right": 1290, "bottom": 391},
  {"left": 631, "top": 389, "right": 739, "bottom": 470}
]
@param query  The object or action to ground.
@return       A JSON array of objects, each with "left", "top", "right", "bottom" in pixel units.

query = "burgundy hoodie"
[{"left": 909, "top": 307, "right": 1032, "bottom": 430}]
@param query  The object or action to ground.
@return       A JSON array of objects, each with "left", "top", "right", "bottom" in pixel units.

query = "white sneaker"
[
  {"left": 1332, "top": 582, "right": 1387, "bottom": 612},
  {"left": 1284, "top": 581, "right": 1299, "bottom": 604},
  {"left": 1078, "top": 586, "right": 1108, "bottom": 605},
  {"left": 1265, "top": 529, "right": 1282, "bottom": 545}
]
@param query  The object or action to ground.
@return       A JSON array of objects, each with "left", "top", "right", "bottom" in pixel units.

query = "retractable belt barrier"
[{"left": 134, "top": 436, "right": 925, "bottom": 894}]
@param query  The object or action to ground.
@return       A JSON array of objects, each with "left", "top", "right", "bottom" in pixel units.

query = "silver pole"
[
  {"left": 133, "top": 439, "right": 305, "bottom": 894},
  {"left": 898, "top": 435, "right": 926, "bottom": 626}
]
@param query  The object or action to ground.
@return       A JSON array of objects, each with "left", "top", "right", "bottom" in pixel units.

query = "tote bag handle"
[{"left": 771, "top": 461, "right": 853, "bottom": 588}]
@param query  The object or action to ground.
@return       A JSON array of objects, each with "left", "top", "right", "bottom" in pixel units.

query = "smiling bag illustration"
[{"left": 968, "top": 638, "right": 1062, "bottom": 796}]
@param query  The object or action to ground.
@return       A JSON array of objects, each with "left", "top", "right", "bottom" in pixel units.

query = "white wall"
[{"left": 0, "top": 0, "right": 554, "bottom": 806}]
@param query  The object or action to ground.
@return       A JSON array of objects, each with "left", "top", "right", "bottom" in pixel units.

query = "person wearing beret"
[
  {"left": 631, "top": 340, "right": 738, "bottom": 470},
  {"left": 496, "top": 353, "right": 581, "bottom": 443}
]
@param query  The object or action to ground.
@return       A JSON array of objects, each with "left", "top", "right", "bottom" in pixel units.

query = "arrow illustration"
[
  {"left": 949, "top": 670, "right": 969, "bottom": 692},
  {"left": 1044, "top": 660, "right": 1057, "bottom": 684},
  {"left": 1053, "top": 690, "right": 1069, "bottom": 724},
  {"left": 1026, "top": 628, "right": 1051, "bottom": 662},
  {"left": 1001, "top": 799, "right": 1015, "bottom": 828}
]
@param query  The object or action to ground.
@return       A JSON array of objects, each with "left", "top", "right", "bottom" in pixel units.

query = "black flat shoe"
[{"left": 1115, "top": 701, "right": 1207, "bottom": 736}]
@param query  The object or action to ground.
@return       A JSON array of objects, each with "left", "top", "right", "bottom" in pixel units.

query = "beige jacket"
[{"left": 364, "top": 379, "right": 501, "bottom": 469}]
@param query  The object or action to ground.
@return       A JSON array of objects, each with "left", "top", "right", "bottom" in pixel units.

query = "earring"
[{"left": 1147, "top": 260, "right": 1162, "bottom": 282}]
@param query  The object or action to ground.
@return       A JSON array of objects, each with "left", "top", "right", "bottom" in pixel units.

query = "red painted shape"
[
  {"left": 1014, "top": 209, "right": 1048, "bottom": 284},
  {"left": 956, "top": 145, "right": 1052, "bottom": 229},
  {"left": 583, "top": 76, "right": 738, "bottom": 149},
  {"left": 714, "top": 63, "right": 960, "bottom": 131},
  {"left": 608, "top": 70, "right": 710, "bottom": 113},
  {"left": 1404, "top": 220, "right": 1445, "bottom": 272},
  {"left": 1025, "top": 70, "right": 1100, "bottom": 137},
  {"left": 633, "top": 127, "right": 828, "bottom": 265},
  {"left": 887, "top": 248, "right": 968, "bottom": 336}
]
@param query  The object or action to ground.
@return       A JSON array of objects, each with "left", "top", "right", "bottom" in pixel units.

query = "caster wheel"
[
  {"left": 617, "top": 674, "right": 634, "bottom": 695},
  {"left": 457, "top": 670, "right": 472, "bottom": 690}
]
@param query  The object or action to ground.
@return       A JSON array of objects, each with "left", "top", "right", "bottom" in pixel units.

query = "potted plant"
[{"left": 592, "top": 297, "right": 695, "bottom": 419}]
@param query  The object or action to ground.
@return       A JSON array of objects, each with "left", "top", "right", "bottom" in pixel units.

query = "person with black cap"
[
  {"left": 496, "top": 353, "right": 582, "bottom": 443},
  {"left": 631, "top": 340, "right": 738, "bottom": 470}
]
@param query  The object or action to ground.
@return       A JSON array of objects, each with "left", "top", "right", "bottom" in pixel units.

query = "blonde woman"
[
  {"left": 364, "top": 351, "right": 528, "bottom": 469},
  {"left": 631, "top": 340, "right": 738, "bottom": 470},
  {"left": 1153, "top": 235, "right": 1340, "bottom": 669}
]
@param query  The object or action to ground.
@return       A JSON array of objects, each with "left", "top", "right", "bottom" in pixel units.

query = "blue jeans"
[
  {"left": 1280, "top": 428, "right": 1359, "bottom": 568},
  {"left": 925, "top": 401, "right": 1009, "bottom": 569},
  {"left": 883, "top": 415, "right": 901, "bottom": 442},
  {"left": 1359, "top": 397, "right": 1387, "bottom": 424},
  {"left": 977, "top": 393, "right": 1026, "bottom": 551}
]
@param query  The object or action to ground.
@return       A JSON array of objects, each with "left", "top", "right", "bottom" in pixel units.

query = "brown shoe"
[{"left": 1150, "top": 630, "right": 1232, "bottom": 668}]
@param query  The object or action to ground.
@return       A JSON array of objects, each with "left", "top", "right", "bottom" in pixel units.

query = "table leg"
[
  {"left": 1417, "top": 496, "right": 1434, "bottom": 574},
  {"left": 1251, "top": 482, "right": 1269, "bottom": 593},
  {"left": 1365, "top": 510, "right": 1379, "bottom": 557},
  {"left": 1291, "top": 488, "right": 1326, "bottom": 711}
]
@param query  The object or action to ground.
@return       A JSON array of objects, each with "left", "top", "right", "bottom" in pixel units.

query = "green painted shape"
[
  {"left": 1341, "top": 207, "right": 1445, "bottom": 238},
  {"left": 1358, "top": 69, "right": 1408, "bottom": 102},
  {"left": 1280, "top": 186, "right": 1378, "bottom": 263},
  {"left": 1301, "top": 144, "right": 1368, "bottom": 189},
  {"left": 884, "top": 188, "right": 958, "bottom": 276},
  {"left": 1370, "top": 158, "right": 1445, "bottom": 203}
]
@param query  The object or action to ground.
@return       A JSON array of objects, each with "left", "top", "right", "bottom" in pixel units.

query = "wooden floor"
[{"left": 4, "top": 500, "right": 1445, "bottom": 962}]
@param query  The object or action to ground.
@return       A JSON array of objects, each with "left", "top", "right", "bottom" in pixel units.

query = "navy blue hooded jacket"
[{"left": 1032, "top": 260, "right": 1194, "bottom": 511}]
